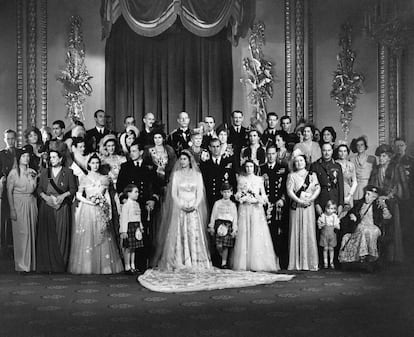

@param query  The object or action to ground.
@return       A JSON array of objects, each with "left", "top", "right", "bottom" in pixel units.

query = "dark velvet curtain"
[{"left": 105, "top": 17, "right": 233, "bottom": 132}]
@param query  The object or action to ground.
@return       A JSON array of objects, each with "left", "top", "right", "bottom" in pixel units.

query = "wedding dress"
[{"left": 138, "top": 151, "right": 294, "bottom": 292}]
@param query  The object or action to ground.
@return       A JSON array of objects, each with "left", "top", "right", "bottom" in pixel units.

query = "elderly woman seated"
[{"left": 338, "top": 185, "right": 392, "bottom": 269}]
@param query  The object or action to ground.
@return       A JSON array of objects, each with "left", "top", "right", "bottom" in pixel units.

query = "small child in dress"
[
  {"left": 120, "top": 184, "right": 144, "bottom": 274},
  {"left": 317, "top": 200, "right": 340, "bottom": 269},
  {"left": 208, "top": 183, "right": 238, "bottom": 269}
]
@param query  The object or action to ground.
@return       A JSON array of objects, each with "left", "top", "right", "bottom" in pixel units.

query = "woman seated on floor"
[{"left": 338, "top": 185, "right": 392, "bottom": 269}]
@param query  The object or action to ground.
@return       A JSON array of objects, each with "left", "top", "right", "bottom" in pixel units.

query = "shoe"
[
  {"left": 323, "top": 263, "right": 328, "bottom": 269},
  {"left": 330, "top": 263, "right": 335, "bottom": 269}
]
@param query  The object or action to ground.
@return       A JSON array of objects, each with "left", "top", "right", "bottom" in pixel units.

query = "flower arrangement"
[
  {"left": 330, "top": 23, "right": 364, "bottom": 140},
  {"left": 241, "top": 21, "right": 274, "bottom": 130},
  {"left": 90, "top": 193, "right": 111, "bottom": 244},
  {"left": 236, "top": 188, "right": 257, "bottom": 204},
  {"left": 57, "top": 16, "right": 93, "bottom": 123}
]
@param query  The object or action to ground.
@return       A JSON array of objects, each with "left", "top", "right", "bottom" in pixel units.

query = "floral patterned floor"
[{"left": 1, "top": 259, "right": 413, "bottom": 337}]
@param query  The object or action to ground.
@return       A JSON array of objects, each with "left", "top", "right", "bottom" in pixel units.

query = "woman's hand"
[
  {"left": 350, "top": 214, "right": 357, "bottom": 222},
  {"left": 10, "top": 208, "right": 17, "bottom": 221},
  {"left": 120, "top": 232, "right": 128, "bottom": 240}
]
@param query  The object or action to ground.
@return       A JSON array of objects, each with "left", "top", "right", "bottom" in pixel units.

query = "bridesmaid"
[
  {"left": 350, "top": 136, "right": 376, "bottom": 201},
  {"left": 7, "top": 146, "right": 38, "bottom": 272},
  {"left": 335, "top": 144, "right": 358, "bottom": 212},
  {"left": 37, "top": 149, "right": 77, "bottom": 273}
]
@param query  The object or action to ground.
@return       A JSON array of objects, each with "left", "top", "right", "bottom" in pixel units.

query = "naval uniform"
[{"left": 260, "top": 162, "right": 289, "bottom": 269}]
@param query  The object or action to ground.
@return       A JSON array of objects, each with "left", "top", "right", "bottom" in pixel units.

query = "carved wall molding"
[
  {"left": 306, "top": 0, "right": 313, "bottom": 123},
  {"left": 284, "top": 0, "right": 292, "bottom": 117},
  {"left": 378, "top": 43, "right": 387, "bottom": 144},
  {"left": 388, "top": 52, "right": 398, "bottom": 143},
  {"left": 294, "top": 0, "right": 304, "bottom": 123},
  {"left": 27, "top": 0, "right": 37, "bottom": 127},
  {"left": 16, "top": 0, "right": 24, "bottom": 147},
  {"left": 39, "top": 0, "right": 48, "bottom": 128}
]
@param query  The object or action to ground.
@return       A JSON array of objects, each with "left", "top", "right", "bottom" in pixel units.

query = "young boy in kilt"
[{"left": 208, "top": 183, "right": 238, "bottom": 269}]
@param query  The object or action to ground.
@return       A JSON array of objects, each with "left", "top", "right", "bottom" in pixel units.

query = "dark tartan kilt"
[
  {"left": 214, "top": 219, "right": 235, "bottom": 248},
  {"left": 123, "top": 222, "right": 144, "bottom": 249}
]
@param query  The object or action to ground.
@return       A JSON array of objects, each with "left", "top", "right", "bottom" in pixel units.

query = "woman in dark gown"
[
  {"left": 36, "top": 149, "right": 77, "bottom": 272},
  {"left": 369, "top": 144, "right": 409, "bottom": 263}
]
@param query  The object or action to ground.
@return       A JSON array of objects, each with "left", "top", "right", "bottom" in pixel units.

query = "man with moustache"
[
  {"left": 137, "top": 113, "right": 155, "bottom": 149},
  {"left": 85, "top": 109, "right": 112, "bottom": 154},
  {"left": 202, "top": 115, "right": 217, "bottom": 149}
]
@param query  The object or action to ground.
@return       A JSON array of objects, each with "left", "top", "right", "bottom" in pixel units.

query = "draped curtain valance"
[{"left": 101, "top": 0, "right": 255, "bottom": 44}]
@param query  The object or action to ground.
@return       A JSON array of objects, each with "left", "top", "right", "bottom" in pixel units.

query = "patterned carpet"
[{"left": 1, "top": 255, "right": 414, "bottom": 337}]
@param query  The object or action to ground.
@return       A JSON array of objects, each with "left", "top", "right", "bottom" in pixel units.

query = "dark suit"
[
  {"left": 0, "top": 148, "right": 17, "bottom": 249},
  {"left": 228, "top": 126, "right": 248, "bottom": 172},
  {"left": 286, "top": 132, "right": 299, "bottom": 152},
  {"left": 137, "top": 129, "right": 153, "bottom": 149},
  {"left": 200, "top": 156, "right": 237, "bottom": 210},
  {"left": 166, "top": 128, "right": 191, "bottom": 155},
  {"left": 260, "top": 162, "right": 289, "bottom": 269},
  {"left": 117, "top": 160, "right": 159, "bottom": 270},
  {"left": 85, "top": 127, "right": 111, "bottom": 154},
  {"left": 261, "top": 129, "right": 278, "bottom": 148},
  {"left": 202, "top": 133, "right": 216, "bottom": 149}
]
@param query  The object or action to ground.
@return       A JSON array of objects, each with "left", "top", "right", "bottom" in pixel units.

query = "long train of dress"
[{"left": 138, "top": 268, "right": 294, "bottom": 293}]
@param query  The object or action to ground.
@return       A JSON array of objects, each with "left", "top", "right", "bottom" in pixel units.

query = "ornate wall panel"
[
  {"left": 27, "top": 0, "right": 37, "bottom": 127},
  {"left": 306, "top": 0, "right": 313, "bottom": 123},
  {"left": 16, "top": 0, "right": 24, "bottom": 147},
  {"left": 388, "top": 53, "right": 398, "bottom": 143},
  {"left": 284, "top": 0, "right": 292, "bottom": 117},
  {"left": 294, "top": 0, "right": 304, "bottom": 122},
  {"left": 378, "top": 44, "right": 387, "bottom": 144},
  {"left": 39, "top": 0, "right": 48, "bottom": 128}
]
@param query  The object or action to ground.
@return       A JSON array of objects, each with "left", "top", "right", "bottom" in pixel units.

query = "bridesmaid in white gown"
[
  {"left": 68, "top": 154, "right": 123, "bottom": 274},
  {"left": 232, "top": 160, "right": 279, "bottom": 272},
  {"left": 153, "top": 150, "right": 211, "bottom": 271}
]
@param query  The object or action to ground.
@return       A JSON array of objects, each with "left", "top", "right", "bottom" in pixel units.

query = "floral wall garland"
[
  {"left": 57, "top": 16, "right": 93, "bottom": 123},
  {"left": 241, "top": 21, "right": 274, "bottom": 130},
  {"left": 330, "top": 23, "right": 364, "bottom": 141}
]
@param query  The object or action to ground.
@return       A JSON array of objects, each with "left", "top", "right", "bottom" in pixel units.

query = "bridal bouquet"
[
  {"left": 236, "top": 188, "right": 257, "bottom": 204},
  {"left": 90, "top": 193, "right": 111, "bottom": 245}
]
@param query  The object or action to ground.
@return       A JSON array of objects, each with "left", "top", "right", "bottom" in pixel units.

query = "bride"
[{"left": 152, "top": 150, "right": 212, "bottom": 271}]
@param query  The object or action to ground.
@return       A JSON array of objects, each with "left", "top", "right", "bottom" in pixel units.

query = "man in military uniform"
[
  {"left": 200, "top": 138, "right": 236, "bottom": 210},
  {"left": 311, "top": 142, "right": 344, "bottom": 267},
  {"left": 311, "top": 142, "right": 344, "bottom": 216},
  {"left": 117, "top": 142, "right": 158, "bottom": 271},
  {"left": 261, "top": 112, "right": 279, "bottom": 148},
  {"left": 260, "top": 145, "right": 289, "bottom": 269},
  {"left": 166, "top": 111, "right": 192, "bottom": 155},
  {"left": 0, "top": 129, "right": 17, "bottom": 254}
]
